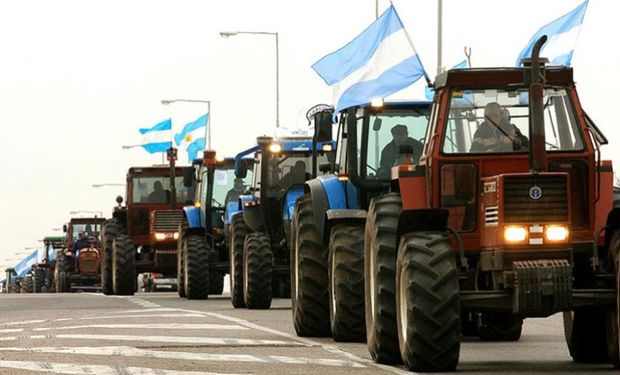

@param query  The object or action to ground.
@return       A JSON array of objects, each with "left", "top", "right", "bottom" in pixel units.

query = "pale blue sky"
[{"left": 0, "top": 0, "right": 616, "bottom": 265}]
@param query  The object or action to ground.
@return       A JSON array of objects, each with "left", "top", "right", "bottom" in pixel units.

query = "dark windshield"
[{"left": 131, "top": 176, "right": 196, "bottom": 204}]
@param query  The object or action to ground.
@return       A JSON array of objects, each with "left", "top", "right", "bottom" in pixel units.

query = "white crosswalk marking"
[
  {"left": 0, "top": 346, "right": 366, "bottom": 368},
  {"left": 0, "top": 323, "right": 247, "bottom": 333},
  {"left": 0, "top": 334, "right": 305, "bottom": 346},
  {"left": 80, "top": 313, "right": 204, "bottom": 320},
  {"left": 0, "top": 360, "right": 239, "bottom": 375}
]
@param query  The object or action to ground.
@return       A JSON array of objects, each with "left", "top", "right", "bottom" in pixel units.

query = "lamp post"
[
  {"left": 92, "top": 183, "right": 124, "bottom": 188},
  {"left": 69, "top": 210, "right": 103, "bottom": 217},
  {"left": 161, "top": 99, "right": 212, "bottom": 149},
  {"left": 220, "top": 31, "right": 279, "bottom": 128}
]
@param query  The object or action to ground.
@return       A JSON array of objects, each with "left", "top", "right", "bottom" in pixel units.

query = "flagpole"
[{"left": 437, "top": 0, "right": 443, "bottom": 75}]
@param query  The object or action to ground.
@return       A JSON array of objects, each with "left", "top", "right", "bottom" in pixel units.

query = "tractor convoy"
[{"left": 4, "top": 38, "right": 620, "bottom": 372}]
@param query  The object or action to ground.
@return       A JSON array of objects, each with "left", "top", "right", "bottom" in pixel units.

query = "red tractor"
[
  {"left": 101, "top": 149, "right": 196, "bottom": 295},
  {"left": 55, "top": 217, "right": 105, "bottom": 292}
]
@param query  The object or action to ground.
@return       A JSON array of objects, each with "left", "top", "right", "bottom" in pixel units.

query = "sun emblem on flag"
[{"left": 185, "top": 134, "right": 193, "bottom": 143}]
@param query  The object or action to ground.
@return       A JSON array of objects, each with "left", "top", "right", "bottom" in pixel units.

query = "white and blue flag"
[
  {"left": 140, "top": 119, "right": 172, "bottom": 153},
  {"left": 174, "top": 113, "right": 207, "bottom": 162},
  {"left": 14, "top": 249, "right": 38, "bottom": 278},
  {"left": 312, "top": 5, "right": 429, "bottom": 114},
  {"left": 516, "top": 0, "right": 588, "bottom": 66}
]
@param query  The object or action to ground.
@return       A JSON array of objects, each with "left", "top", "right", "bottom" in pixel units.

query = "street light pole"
[
  {"left": 92, "top": 183, "right": 124, "bottom": 188},
  {"left": 220, "top": 31, "right": 280, "bottom": 128},
  {"left": 161, "top": 99, "right": 212, "bottom": 149}
]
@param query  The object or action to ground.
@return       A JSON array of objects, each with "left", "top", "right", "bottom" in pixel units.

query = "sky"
[{"left": 0, "top": 0, "right": 617, "bottom": 266}]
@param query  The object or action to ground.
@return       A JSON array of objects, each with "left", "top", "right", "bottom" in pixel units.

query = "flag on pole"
[
  {"left": 14, "top": 250, "right": 38, "bottom": 278},
  {"left": 174, "top": 113, "right": 208, "bottom": 162},
  {"left": 140, "top": 119, "right": 172, "bottom": 153},
  {"left": 311, "top": 5, "right": 429, "bottom": 114},
  {"left": 515, "top": 0, "right": 589, "bottom": 66}
]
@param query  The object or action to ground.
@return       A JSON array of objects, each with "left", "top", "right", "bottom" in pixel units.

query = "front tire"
[
  {"left": 291, "top": 194, "right": 330, "bottom": 337},
  {"left": 55, "top": 252, "right": 69, "bottom": 293},
  {"left": 396, "top": 232, "right": 460, "bottom": 372},
  {"left": 184, "top": 234, "right": 209, "bottom": 300},
  {"left": 177, "top": 236, "right": 187, "bottom": 298},
  {"left": 328, "top": 223, "right": 365, "bottom": 342},
  {"left": 33, "top": 268, "right": 45, "bottom": 293},
  {"left": 243, "top": 233, "right": 273, "bottom": 309},
  {"left": 230, "top": 214, "right": 249, "bottom": 308},
  {"left": 365, "top": 194, "right": 402, "bottom": 363},
  {"left": 101, "top": 218, "right": 120, "bottom": 295},
  {"left": 112, "top": 234, "right": 136, "bottom": 296},
  {"left": 607, "top": 229, "right": 620, "bottom": 368}
]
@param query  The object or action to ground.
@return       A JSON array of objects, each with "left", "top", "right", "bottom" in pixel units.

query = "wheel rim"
[
  {"left": 398, "top": 262, "right": 408, "bottom": 343},
  {"left": 330, "top": 250, "right": 337, "bottom": 318},
  {"left": 293, "top": 235, "right": 300, "bottom": 303},
  {"left": 230, "top": 238, "right": 237, "bottom": 291},
  {"left": 369, "top": 237, "right": 377, "bottom": 323}
]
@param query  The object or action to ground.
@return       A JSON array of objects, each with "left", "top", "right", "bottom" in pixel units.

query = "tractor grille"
[
  {"left": 154, "top": 210, "right": 183, "bottom": 232},
  {"left": 504, "top": 176, "right": 568, "bottom": 223}
]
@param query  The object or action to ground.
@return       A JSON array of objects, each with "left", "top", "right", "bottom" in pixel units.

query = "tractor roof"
[
  {"left": 434, "top": 66, "right": 574, "bottom": 90},
  {"left": 127, "top": 166, "right": 192, "bottom": 176}
]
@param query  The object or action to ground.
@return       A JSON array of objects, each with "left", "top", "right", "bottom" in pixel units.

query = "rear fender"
[
  {"left": 396, "top": 208, "right": 449, "bottom": 248},
  {"left": 243, "top": 203, "right": 264, "bottom": 232},
  {"left": 603, "top": 207, "right": 620, "bottom": 250},
  {"left": 283, "top": 187, "right": 305, "bottom": 222},
  {"left": 324, "top": 209, "right": 367, "bottom": 245},
  {"left": 183, "top": 206, "right": 202, "bottom": 229},
  {"left": 306, "top": 175, "right": 360, "bottom": 240}
]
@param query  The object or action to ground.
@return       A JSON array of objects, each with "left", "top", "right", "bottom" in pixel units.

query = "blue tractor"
[
  {"left": 228, "top": 131, "right": 336, "bottom": 309},
  {"left": 177, "top": 151, "right": 255, "bottom": 299},
  {"left": 290, "top": 101, "right": 431, "bottom": 350}
]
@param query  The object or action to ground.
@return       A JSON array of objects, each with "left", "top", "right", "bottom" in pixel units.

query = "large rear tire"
[
  {"left": 230, "top": 214, "right": 249, "bottom": 308},
  {"left": 184, "top": 234, "right": 209, "bottom": 300},
  {"left": 101, "top": 218, "right": 120, "bottom": 295},
  {"left": 177, "top": 236, "right": 186, "bottom": 298},
  {"left": 328, "top": 223, "right": 366, "bottom": 342},
  {"left": 55, "top": 252, "right": 69, "bottom": 293},
  {"left": 607, "top": 229, "right": 620, "bottom": 368},
  {"left": 564, "top": 309, "right": 609, "bottom": 363},
  {"left": 45, "top": 268, "right": 55, "bottom": 293},
  {"left": 33, "top": 268, "right": 45, "bottom": 293},
  {"left": 243, "top": 233, "right": 273, "bottom": 309},
  {"left": 21, "top": 275, "right": 33, "bottom": 294},
  {"left": 291, "top": 194, "right": 330, "bottom": 337},
  {"left": 396, "top": 232, "right": 460, "bottom": 372},
  {"left": 112, "top": 234, "right": 136, "bottom": 296},
  {"left": 364, "top": 193, "right": 402, "bottom": 363}
]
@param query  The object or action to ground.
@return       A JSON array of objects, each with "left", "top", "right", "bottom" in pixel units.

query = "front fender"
[{"left": 183, "top": 206, "right": 202, "bottom": 229}]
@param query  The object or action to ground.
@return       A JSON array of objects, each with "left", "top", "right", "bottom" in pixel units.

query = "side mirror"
[
  {"left": 183, "top": 168, "right": 195, "bottom": 187},
  {"left": 236, "top": 162, "right": 248, "bottom": 179},
  {"left": 372, "top": 117, "right": 382, "bottom": 131},
  {"left": 314, "top": 110, "right": 333, "bottom": 143},
  {"left": 319, "top": 163, "right": 332, "bottom": 173},
  {"left": 116, "top": 195, "right": 124, "bottom": 205},
  {"left": 62, "top": 225, "right": 67, "bottom": 233},
  {"left": 399, "top": 144, "right": 414, "bottom": 155}
]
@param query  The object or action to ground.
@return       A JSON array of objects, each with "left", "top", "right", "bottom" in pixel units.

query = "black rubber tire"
[
  {"left": 564, "top": 309, "right": 609, "bottom": 363},
  {"left": 101, "top": 218, "right": 120, "bottom": 295},
  {"left": 243, "top": 233, "right": 273, "bottom": 309},
  {"left": 364, "top": 193, "right": 402, "bottom": 363},
  {"left": 328, "top": 223, "right": 366, "bottom": 342},
  {"left": 33, "top": 268, "right": 45, "bottom": 293},
  {"left": 112, "top": 234, "right": 136, "bottom": 296},
  {"left": 208, "top": 272, "right": 225, "bottom": 295},
  {"left": 396, "top": 232, "right": 461, "bottom": 372},
  {"left": 230, "top": 214, "right": 249, "bottom": 308},
  {"left": 21, "top": 275, "right": 33, "bottom": 294},
  {"left": 177, "top": 236, "right": 187, "bottom": 298},
  {"left": 607, "top": 229, "right": 620, "bottom": 368},
  {"left": 45, "top": 268, "right": 55, "bottom": 293},
  {"left": 184, "top": 234, "right": 209, "bottom": 300},
  {"left": 478, "top": 313, "right": 523, "bottom": 341},
  {"left": 55, "top": 252, "right": 69, "bottom": 293},
  {"left": 291, "top": 194, "right": 330, "bottom": 337}
]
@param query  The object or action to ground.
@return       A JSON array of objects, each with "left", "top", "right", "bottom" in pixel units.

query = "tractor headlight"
[
  {"left": 322, "top": 144, "right": 333, "bottom": 152},
  {"left": 268, "top": 144, "right": 282, "bottom": 153},
  {"left": 154, "top": 232, "right": 179, "bottom": 241},
  {"left": 504, "top": 226, "right": 528, "bottom": 243},
  {"left": 545, "top": 225, "right": 569, "bottom": 242}
]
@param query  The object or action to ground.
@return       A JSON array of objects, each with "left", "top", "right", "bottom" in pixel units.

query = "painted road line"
[
  {"left": 0, "top": 334, "right": 306, "bottom": 346},
  {"left": 0, "top": 346, "right": 366, "bottom": 368},
  {"left": 0, "top": 323, "right": 247, "bottom": 333},
  {"left": 177, "top": 308, "right": 411, "bottom": 375},
  {"left": 1, "top": 319, "right": 48, "bottom": 326},
  {"left": 0, "top": 360, "right": 239, "bottom": 375},
  {"left": 109, "top": 308, "right": 179, "bottom": 314},
  {"left": 79, "top": 313, "right": 204, "bottom": 320}
]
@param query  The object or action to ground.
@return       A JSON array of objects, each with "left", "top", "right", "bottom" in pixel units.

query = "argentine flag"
[
  {"left": 312, "top": 5, "right": 428, "bottom": 114},
  {"left": 174, "top": 113, "right": 207, "bottom": 162},
  {"left": 140, "top": 119, "right": 172, "bottom": 153},
  {"left": 516, "top": 0, "right": 588, "bottom": 67},
  {"left": 14, "top": 250, "right": 38, "bottom": 278}
]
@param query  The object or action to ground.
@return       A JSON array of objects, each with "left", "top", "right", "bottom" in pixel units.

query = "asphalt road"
[{"left": 0, "top": 291, "right": 616, "bottom": 374}]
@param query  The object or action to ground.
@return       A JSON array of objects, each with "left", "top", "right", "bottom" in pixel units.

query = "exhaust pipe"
[{"left": 528, "top": 35, "right": 548, "bottom": 174}]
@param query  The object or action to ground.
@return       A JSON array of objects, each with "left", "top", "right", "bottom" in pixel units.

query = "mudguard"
[
  {"left": 396, "top": 208, "right": 449, "bottom": 247},
  {"left": 224, "top": 201, "right": 240, "bottom": 225},
  {"left": 183, "top": 206, "right": 202, "bottom": 229},
  {"left": 283, "top": 187, "right": 305, "bottom": 222}
]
